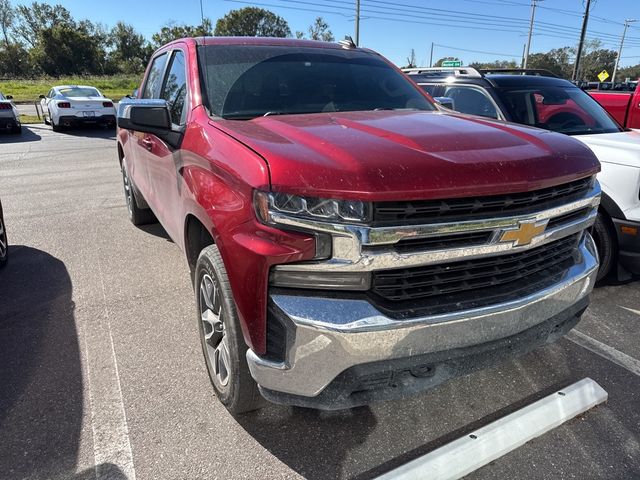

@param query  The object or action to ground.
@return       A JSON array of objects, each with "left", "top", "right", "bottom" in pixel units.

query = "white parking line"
[
  {"left": 620, "top": 306, "right": 640, "bottom": 316},
  {"left": 81, "top": 232, "right": 136, "bottom": 480},
  {"left": 376, "top": 378, "right": 608, "bottom": 480},
  {"left": 567, "top": 329, "right": 640, "bottom": 377}
]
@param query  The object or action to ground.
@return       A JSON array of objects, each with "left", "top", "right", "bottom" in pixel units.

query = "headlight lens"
[{"left": 254, "top": 191, "right": 371, "bottom": 224}]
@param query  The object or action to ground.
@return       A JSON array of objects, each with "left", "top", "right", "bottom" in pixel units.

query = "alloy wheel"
[
  {"left": 199, "top": 273, "right": 231, "bottom": 388},
  {"left": 121, "top": 167, "right": 133, "bottom": 216}
]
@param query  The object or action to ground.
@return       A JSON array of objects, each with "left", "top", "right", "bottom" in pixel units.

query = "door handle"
[{"left": 141, "top": 138, "right": 153, "bottom": 152}]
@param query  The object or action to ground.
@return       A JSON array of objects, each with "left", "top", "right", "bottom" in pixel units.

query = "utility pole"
[
  {"left": 521, "top": 43, "right": 526, "bottom": 68},
  {"left": 572, "top": 0, "right": 592, "bottom": 81},
  {"left": 355, "top": 0, "right": 360, "bottom": 46},
  {"left": 430, "top": 42, "right": 434, "bottom": 67},
  {"left": 612, "top": 18, "right": 637, "bottom": 83},
  {"left": 523, "top": 0, "right": 541, "bottom": 69},
  {"left": 199, "top": 0, "right": 205, "bottom": 26}
]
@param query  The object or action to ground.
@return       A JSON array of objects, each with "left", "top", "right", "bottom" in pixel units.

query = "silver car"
[{"left": 0, "top": 92, "right": 21, "bottom": 134}]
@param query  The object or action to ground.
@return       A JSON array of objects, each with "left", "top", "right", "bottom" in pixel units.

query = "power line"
[{"left": 433, "top": 43, "right": 520, "bottom": 57}]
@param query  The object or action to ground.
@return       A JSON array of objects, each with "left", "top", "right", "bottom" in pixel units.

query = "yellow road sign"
[{"left": 598, "top": 70, "right": 610, "bottom": 82}]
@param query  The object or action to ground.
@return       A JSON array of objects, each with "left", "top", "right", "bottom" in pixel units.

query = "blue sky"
[{"left": 13, "top": 0, "right": 640, "bottom": 69}]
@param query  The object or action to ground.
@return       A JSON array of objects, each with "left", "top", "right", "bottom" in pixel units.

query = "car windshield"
[
  {"left": 198, "top": 45, "right": 434, "bottom": 119},
  {"left": 59, "top": 87, "right": 102, "bottom": 98},
  {"left": 495, "top": 85, "right": 622, "bottom": 135}
]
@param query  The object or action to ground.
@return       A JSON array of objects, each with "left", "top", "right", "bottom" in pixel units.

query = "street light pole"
[
  {"left": 200, "top": 0, "right": 205, "bottom": 26},
  {"left": 355, "top": 0, "right": 360, "bottom": 46},
  {"left": 430, "top": 42, "right": 434, "bottom": 67},
  {"left": 523, "top": 0, "right": 541, "bottom": 69},
  {"left": 572, "top": 0, "right": 592, "bottom": 81},
  {"left": 612, "top": 19, "right": 637, "bottom": 84}
]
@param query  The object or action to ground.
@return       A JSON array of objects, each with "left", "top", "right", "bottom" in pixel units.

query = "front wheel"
[
  {"left": 195, "top": 244, "right": 263, "bottom": 414},
  {"left": 593, "top": 212, "right": 616, "bottom": 282}
]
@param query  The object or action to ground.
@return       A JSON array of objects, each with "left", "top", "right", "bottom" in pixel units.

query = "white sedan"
[
  {"left": 40, "top": 85, "right": 117, "bottom": 131},
  {"left": 0, "top": 92, "right": 21, "bottom": 134}
]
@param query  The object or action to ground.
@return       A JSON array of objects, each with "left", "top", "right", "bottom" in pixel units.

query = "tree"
[
  {"left": 578, "top": 40, "right": 617, "bottom": 81},
  {"left": 108, "top": 22, "right": 151, "bottom": 74},
  {"left": 151, "top": 18, "right": 212, "bottom": 48},
  {"left": 434, "top": 56, "right": 461, "bottom": 67},
  {"left": 617, "top": 64, "right": 640, "bottom": 81},
  {"left": 13, "top": 2, "right": 73, "bottom": 47},
  {"left": 0, "top": 43, "right": 32, "bottom": 76},
  {"left": 469, "top": 60, "right": 518, "bottom": 70},
  {"left": 214, "top": 7, "right": 290, "bottom": 37},
  {"left": 308, "top": 17, "right": 333, "bottom": 41},
  {"left": 0, "top": 0, "right": 15, "bottom": 47}
]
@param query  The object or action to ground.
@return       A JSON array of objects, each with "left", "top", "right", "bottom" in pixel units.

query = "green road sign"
[{"left": 442, "top": 60, "right": 462, "bottom": 67}]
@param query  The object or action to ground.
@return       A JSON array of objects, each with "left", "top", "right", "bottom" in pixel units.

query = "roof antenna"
[{"left": 339, "top": 35, "right": 357, "bottom": 49}]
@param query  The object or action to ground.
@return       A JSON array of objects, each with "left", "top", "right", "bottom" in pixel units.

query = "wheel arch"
[{"left": 184, "top": 214, "right": 216, "bottom": 282}]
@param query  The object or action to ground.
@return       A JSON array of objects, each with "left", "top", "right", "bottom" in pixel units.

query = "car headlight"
[{"left": 254, "top": 191, "right": 372, "bottom": 225}]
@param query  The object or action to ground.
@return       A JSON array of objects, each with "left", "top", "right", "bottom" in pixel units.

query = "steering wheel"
[{"left": 546, "top": 113, "right": 586, "bottom": 130}]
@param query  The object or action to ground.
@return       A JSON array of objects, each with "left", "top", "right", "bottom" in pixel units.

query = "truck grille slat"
[
  {"left": 373, "top": 177, "right": 592, "bottom": 225},
  {"left": 371, "top": 235, "right": 578, "bottom": 304}
]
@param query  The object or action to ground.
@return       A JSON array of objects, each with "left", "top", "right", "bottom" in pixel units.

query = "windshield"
[
  {"left": 60, "top": 87, "right": 102, "bottom": 98},
  {"left": 495, "top": 85, "right": 622, "bottom": 135},
  {"left": 198, "top": 45, "right": 434, "bottom": 119}
]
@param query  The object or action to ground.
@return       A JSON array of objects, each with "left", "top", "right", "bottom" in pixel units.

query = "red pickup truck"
[
  {"left": 588, "top": 82, "right": 640, "bottom": 129},
  {"left": 117, "top": 37, "right": 600, "bottom": 412}
]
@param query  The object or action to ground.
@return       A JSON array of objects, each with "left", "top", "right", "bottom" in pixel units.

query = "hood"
[
  {"left": 574, "top": 130, "right": 640, "bottom": 168},
  {"left": 214, "top": 110, "right": 599, "bottom": 201}
]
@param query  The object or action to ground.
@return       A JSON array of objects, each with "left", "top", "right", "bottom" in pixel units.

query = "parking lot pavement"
[{"left": 1, "top": 125, "right": 639, "bottom": 480}]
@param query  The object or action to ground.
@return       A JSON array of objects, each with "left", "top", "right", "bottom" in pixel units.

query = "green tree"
[
  {"left": 151, "top": 18, "right": 212, "bottom": 48},
  {"left": 617, "top": 64, "right": 640, "bottom": 81},
  {"left": 30, "top": 22, "right": 106, "bottom": 75},
  {"left": 469, "top": 60, "right": 518, "bottom": 70},
  {"left": 108, "top": 22, "right": 151, "bottom": 74},
  {"left": 0, "top": 42, "right": 32, "bottom": 76},
  {"left": 14, "top": 2, "right": 73, "bottom": 47},
  {"left": 0, "top": 0, "right": 15, "bottom": 47},
  {"left": 308, "top": 16, "right": 333, "bottom": 41},
  {"left": 214, "top": 7, "right": 290, "bottom": 37}
]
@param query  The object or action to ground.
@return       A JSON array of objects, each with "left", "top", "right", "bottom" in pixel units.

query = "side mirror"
[
  {"left": 6, "top": 95, "right": 13, "bottom": 100},
  {"left": 39, "top": 94, "right": 45, "bottom": 99},
  {"left": 434, "top": 96, "right": 455, "bottom": 110},
  {"left": 117, "top": 99, "right": 182, "bottom": 148}
]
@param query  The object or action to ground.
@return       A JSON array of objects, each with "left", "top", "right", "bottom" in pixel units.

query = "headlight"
[{"left": 254, "top": 191, "right": 372, "bottom": 224}]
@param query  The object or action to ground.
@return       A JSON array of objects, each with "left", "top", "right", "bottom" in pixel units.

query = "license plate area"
[{"left": 82, "top": 111, "right": 95, "bottom": 117}]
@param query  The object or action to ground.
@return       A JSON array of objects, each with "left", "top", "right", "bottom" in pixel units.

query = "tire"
[
  {"left": 12, "top": 124, "right": 21, "bottom": 134},
  {"left": 593, "top": 212, "right": 616, "bottom": 283},
  {"left": 195, "top": 244, "right": 263, "bottom": 414},
  {"left": 120, "top": 160, "right": 156, "bottom": 226},
  {"left": 51, "top": 116, "right": 61, "bottom": 132},
  {"left": 0, "top": 208, "right": 8, "bottom": 269},
  {"left": 43, "top": 112, "right": 50, "bottom": 125}
]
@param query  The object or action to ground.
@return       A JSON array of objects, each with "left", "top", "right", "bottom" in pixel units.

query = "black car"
[{"left": 404, "top": 67, "right": 638, "bottom": 283}]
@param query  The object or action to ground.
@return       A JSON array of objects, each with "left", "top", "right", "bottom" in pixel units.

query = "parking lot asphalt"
[{"left": 1, "top": 125, "right": 639, "bottom": 480}]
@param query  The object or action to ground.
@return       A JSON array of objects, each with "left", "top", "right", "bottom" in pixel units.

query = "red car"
[
  {"left": 588, "top": 81, "right": 640, "bottom": 129},
  {"left": 117, "top": 38, "right": 600, "bottom": 412}
]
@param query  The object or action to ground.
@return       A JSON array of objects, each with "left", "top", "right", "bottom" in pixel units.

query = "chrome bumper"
[{"left": 247, "top": 233, "right": 599, "bottom": 398}]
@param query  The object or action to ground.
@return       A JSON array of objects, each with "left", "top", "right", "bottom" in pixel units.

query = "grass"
[
  {"left": 19, "top": 114, "right": 41, "bottom": 124},
  {"left": 0, "top": 75, "right": 140, "bottom": 103}
]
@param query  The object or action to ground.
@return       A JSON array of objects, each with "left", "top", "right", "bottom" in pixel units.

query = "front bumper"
[
  {"left": 246, "top": 233, "right": 598, "bottom": 407},
  {"left": 613, "top": 217, "right": 640, "bottom": 275}
]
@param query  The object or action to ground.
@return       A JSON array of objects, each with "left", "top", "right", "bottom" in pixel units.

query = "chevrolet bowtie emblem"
[{"left": 500, "top": 220, "right": 548, "bottom": 246}]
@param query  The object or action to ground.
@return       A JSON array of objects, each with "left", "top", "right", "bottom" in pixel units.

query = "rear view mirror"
[
  {"left": 434, "top": 96, "right": 455, "bottom": 110},
  {"left": 6, "top": 95, "right": 13, "bottom": 100},
  {"left": 39, "top": 94, "right": 45, "bottom": 99},
  {"left": 117, "top": 99, "right": 182, "bottom": 148}
]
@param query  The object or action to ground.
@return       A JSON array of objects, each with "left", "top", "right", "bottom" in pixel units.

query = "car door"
[
  {"left": 128, "top": 52, "right": 169, "bottom": 206},
  {"left": 140, "top": 48, "right": 188, "bottom": 241}
]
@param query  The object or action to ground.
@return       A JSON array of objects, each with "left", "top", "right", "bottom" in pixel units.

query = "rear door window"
[
  {"left": 160, "top": 50, "right": 188, "bottom": 125},
  {"left": 142, "top": 53, "right": 168, "bottom": 99}
]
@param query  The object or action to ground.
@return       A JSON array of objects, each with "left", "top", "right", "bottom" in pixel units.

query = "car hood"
[
  {"left": 574, "top": 130, "right": 640, "bottom": 168},
  {"left": 214, "top": 110, "right": 599, "bottom": 201}
]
